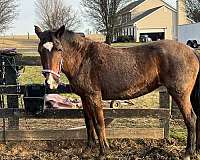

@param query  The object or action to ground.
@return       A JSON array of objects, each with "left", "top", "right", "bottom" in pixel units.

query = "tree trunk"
[
  {"left": 105, "top": 29, "right": 113, "bottom": 45},
  {"left": 105, "top": 35, "right": 112, "bottom": 45}
]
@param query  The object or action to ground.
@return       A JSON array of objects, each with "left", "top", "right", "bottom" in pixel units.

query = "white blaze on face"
[
  {"left": 43, "top": 42, "right": 53, "bottom": 52},
  {"left": 46, "top": 73, "right": 58, "bottom": 89}
]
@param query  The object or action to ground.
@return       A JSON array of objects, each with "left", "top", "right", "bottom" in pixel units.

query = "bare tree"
[
  {"left": 81, "top": 0, "right": 130, "bottom": 44},
  {"left": 185, "top": 0, "right": 200, "bottom": 22},
  {"left": 0, "top": 0, "right": 18, "bottom": 33},
  {"left": 35, "top": 0, "right": 80, "bottom": 30}
]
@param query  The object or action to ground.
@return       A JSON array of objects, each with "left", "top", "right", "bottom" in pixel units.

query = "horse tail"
[
  {"left": 191, "top": 51, "right": 200, "bottom": 150},
  {"left": 191, "top": 52, "right": 200, "bottom": 114}
]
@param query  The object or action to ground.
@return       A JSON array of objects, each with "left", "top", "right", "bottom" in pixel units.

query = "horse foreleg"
[
  {"left": 92, "top": 107, "right": 109, "bottom": 156},
  {"left": 172, "top": 94, "right": 196, "bottom": 160},
  {"left": 85, "top": 94, "right": 109, "bottom": 157},
  {"left": 81, "top": 97, "right": 96, "bottom": 148}
]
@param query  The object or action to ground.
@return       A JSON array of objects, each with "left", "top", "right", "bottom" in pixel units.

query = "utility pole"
[
  {"left": 176, "top": 0, "right": 179, "bottom": 41},
  {"left": 27, "top": 32, "right": 30, "bottom": 40}
]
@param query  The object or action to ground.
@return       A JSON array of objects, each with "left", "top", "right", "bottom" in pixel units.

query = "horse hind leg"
[
  {"left": 170, "top": 91, "right": 196, "bottom": 160},
  {"left": 190, "top": 72, "right": 200, "bottom": 152}
]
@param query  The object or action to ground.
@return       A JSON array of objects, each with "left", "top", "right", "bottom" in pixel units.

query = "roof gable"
[
  {"left": 118, "top": 0, "right": 176, "bottom": 15},
  {"left": 127, "top": 6, "right": 162, "bottom": 25},
  {"left": 160, "top": 0, "right": 176, "bottom": 12},
  {"left": 117, "top": 0, "right": 145, "bottom": 15}
]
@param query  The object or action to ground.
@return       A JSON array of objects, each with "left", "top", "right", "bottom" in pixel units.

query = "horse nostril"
[
  {"left": 45, "top": 79, "right": 48, "bottom": 85},
  {"left": 45, "top": 79, "right": 51, "bottom": 87}
]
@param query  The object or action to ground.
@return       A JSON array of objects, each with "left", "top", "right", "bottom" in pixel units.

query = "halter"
[{"left": 42, "top": 58, "right": 63, "bottom": 78}]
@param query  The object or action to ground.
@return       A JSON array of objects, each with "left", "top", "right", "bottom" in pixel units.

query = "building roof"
[
  {"left": 117, "top": 0, "right": 145, "bottom": 15},
  {"left": 116, "top": 6, "right": 163, "bottom": 27},
  {"left": 160, "top": 0, "right": 176, "bottom": 12},
  {"left": 128, "top": 6, "right": 162, "bottom": 24},
  {"left": 118, "top": 0, "right": 176, "bottom": 15}
]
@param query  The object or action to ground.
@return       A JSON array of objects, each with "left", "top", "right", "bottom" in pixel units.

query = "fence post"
[
  {"left": 159, "top": 86, "right": 171, "bottom": 139},
  {"left": 171, "top": 99, "right": 179, "bottom": 118}
]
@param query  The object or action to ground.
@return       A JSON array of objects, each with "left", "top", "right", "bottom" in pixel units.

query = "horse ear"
[
  {"left": 34, "top": 25, "right": 42, "bottom": 38},
  {"left": 55, "top": 25, "right": 65, "bottom": 39}
]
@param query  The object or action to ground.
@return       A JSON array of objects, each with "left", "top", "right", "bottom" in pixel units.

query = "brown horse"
[{"left": 35, "top": 25, "right": 200, "bottom": 160}]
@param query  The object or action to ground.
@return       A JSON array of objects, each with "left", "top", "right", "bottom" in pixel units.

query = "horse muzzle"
[{"left": 45, "top": 73, "right": 59, "bottom": 90}]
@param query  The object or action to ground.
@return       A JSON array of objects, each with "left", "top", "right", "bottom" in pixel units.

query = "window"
[
  {"left": 122, "top": 14, "right": 127, "bottom": 24},
  {"left": 116, "top": 16, "right": 122, "bottom": 25},
  {"left": 127, "top": 13, "right": 131, "bottom": 21},
  {"left": 129, "top": 28, "right": 132, "bottom": 35}
]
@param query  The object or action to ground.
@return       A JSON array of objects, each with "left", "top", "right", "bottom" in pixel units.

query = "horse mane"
[
  {"left": 63, "top": 29, "right": 77, "bottom": 42},
  {"left": 62, "top": 29, "right": 102, "bottom": 52}
]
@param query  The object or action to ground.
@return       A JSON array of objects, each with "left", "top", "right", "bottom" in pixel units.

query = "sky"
[{"left": 5, "top": 0, "right": 176, "bottom": 35}]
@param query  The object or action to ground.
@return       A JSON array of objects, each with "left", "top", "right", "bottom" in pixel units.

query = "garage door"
[
  {"left": 139, "top": 28, "right": 165, "bottom": 33},
  {"left": 139, "top": 28, "right": 165, "bottom": 41}
]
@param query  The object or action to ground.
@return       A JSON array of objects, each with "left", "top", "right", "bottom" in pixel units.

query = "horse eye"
[
  {"left": 55, "top": 45, "right": 63, "bottom": 52},
  {"left": 55, "top": 40, "right": 60, "bottom": 45},
  {"left": 57, "top": 48, "right": 63, "bottom": 52}
]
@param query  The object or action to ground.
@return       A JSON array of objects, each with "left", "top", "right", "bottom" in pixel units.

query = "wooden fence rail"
[
  {"left": 0, "top": 84, "right": 73, "bottom": 95},
  {"left": 0, "top": 108, "right": 170, "bottom": 119},
  {"left": 0, "top": 108, "right": 170, "bottom": 140},
  {"left": 17, "top": 56, "right": 41, "bottom": 66},
  {"left": 0, "top": 128, "right": 165, "bottom": 141}
]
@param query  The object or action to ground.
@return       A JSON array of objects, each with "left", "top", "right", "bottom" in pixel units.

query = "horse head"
[{"left": 34, "top": 25, "right": 65, "bottom": 89}]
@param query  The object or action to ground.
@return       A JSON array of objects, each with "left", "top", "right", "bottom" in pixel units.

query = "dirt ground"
[
  {"left": 0, "top": 117, "right": 192, "bottom": 160},
  {"left": 0, "top": 139, "right": 191, "bottom": 160}
]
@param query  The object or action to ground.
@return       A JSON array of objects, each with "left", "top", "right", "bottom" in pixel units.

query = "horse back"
[{"left": 79, "top": 40, "right": 199, "bottom": 100}]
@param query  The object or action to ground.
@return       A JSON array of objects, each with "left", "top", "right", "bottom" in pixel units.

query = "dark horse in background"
[{"left": 35, "top": 25, "right": 200, "bottom": 160}]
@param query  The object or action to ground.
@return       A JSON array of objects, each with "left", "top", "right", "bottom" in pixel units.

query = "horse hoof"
[
  {"left": 98, "top": 155, "right": 106, "bottom": 160},
  {"left": 104, "top": 141, "right": 110, "bottom": 149},
  {"left": 97, "top": 149, "right": 109, "bottom": 160},
  {"left": 87, "top": 141, "right": 96, "bottom": 149},
  {"left": 82, "top": 148, "right": 93, "bottom": 158}
]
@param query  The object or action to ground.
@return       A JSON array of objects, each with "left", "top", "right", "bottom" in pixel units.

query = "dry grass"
[
  {"left": 0, "top": 34, "right": 106, "bottom": 56},
  {"left": 0, "top": 34, "right": 142, "bottom": 56},
  {"left": 86, "top": 34, "right": 105, "bottom": 42},
  {"left": 0, "top": 35, "right": 38, "bottom": 56},
  {"left": 0, "top": 139, "right": 189, "bottom": 160}
]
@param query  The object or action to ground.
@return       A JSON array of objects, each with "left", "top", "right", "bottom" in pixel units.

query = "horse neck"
[{"left": 61, "top": 37, "right": 91, "bottom": 81}]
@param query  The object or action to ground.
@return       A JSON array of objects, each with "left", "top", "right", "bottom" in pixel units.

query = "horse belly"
[
  {"left": 101, "top": 73, "right": 160, "bottom": 100},
  {"left": 98, "top": 49, "right": 160, "bottom": 100}
]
